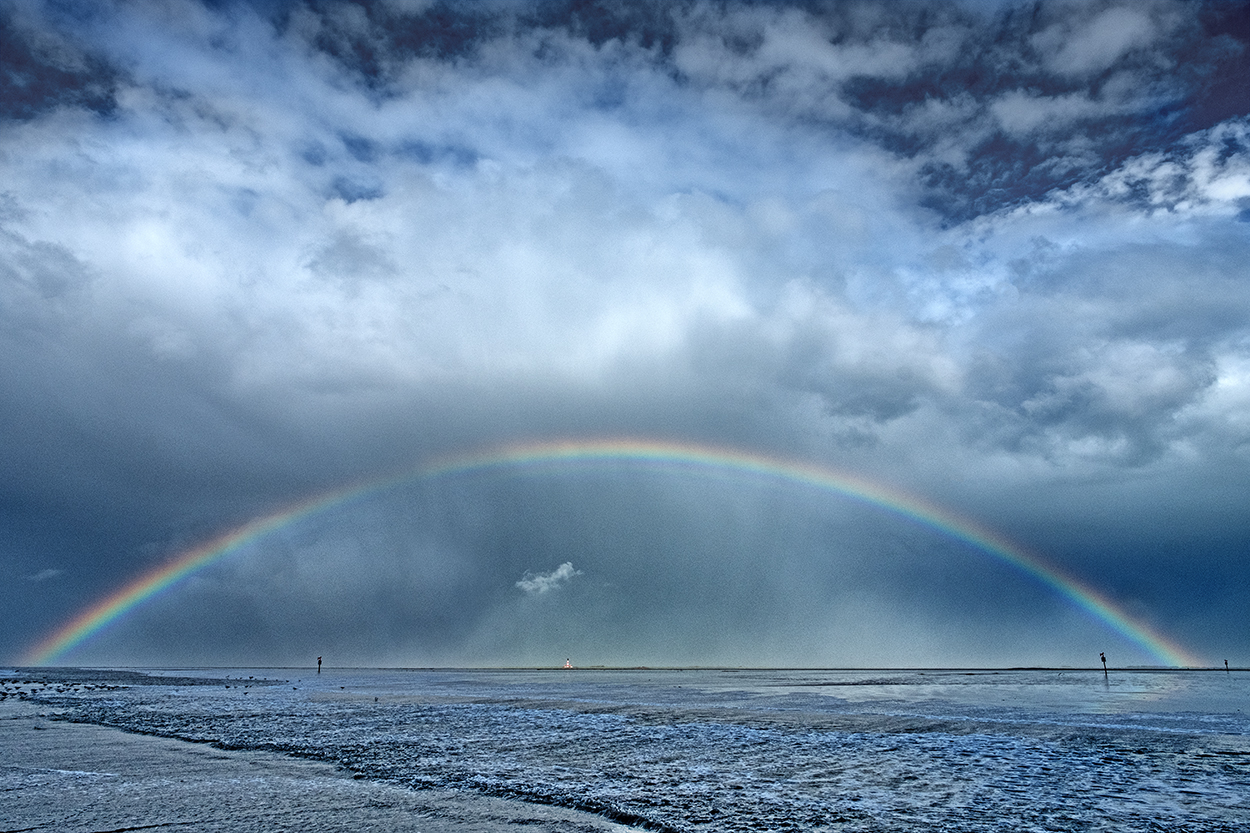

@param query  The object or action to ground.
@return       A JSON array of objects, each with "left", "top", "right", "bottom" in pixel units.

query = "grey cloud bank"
[{"left": 1, "top": 0, "right": 1248, "bottom": 667}]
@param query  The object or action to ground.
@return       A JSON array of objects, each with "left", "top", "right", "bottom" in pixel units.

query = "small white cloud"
[
  {"left": 516, "top": 562, "right": 581, "bottom": 595},
  {"left": 27, "top": 568, "right": 64, "bottom": 583}
]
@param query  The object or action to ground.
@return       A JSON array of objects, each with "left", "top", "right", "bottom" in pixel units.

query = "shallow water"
[{"left": 14, "top": 667, "right": 1250, "bottom": 831}]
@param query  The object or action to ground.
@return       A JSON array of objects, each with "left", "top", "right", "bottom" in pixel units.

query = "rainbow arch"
[{"left": 23, "top": 438, "right": 1202, "bottom": 667}]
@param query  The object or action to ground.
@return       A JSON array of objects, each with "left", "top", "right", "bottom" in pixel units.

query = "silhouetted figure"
[
  {"left": 1226, "top": 659, "right": 1230, "bottom": 673},
  {"left": 317, "top": 656, "right": 322, "bottom": 674},
  {"left": 1100, "top": 652, "right": 1107, "bottom": 678}
]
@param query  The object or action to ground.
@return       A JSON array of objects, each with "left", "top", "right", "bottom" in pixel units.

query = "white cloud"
[
  {"left": 2, "top": 11, "right": 1243, "bottom": 478},
  {"left": 1017, "top": 117, "right": 1250, "bottom": 219},
  {"left": 516, "top": 562, "right": 581, "bottom": 595},
  {"left": 989, "top": 90, "right": 1108, "bottom": 138},
  {"left": 1033, "top": 5, "right": 1163, "bottom": 77}
]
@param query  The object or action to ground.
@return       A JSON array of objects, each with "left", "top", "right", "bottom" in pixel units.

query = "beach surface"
[
  {"left": 1, "top": 697, "right": 633, "bottom": 833},
  {"left": 5, "top": 666, "right": 1248, "bottom": 832}
]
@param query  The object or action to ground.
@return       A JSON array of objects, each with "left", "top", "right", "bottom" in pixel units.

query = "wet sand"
[{"left": 0, "top": 700, "right": 631, "bottom": 832}]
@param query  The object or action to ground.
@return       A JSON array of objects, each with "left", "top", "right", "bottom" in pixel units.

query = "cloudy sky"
[{"left": 2, "top": 0, "right": 1248, "bottom": 668}]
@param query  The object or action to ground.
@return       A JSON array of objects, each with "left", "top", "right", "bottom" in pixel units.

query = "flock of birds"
[{"left": 0, "top": 679, "right": 125, "bottom": 700}]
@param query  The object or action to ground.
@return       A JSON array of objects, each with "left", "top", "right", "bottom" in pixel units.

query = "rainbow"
[{"left": 23, "top": 438, "right": 1202, "bottom": 667}]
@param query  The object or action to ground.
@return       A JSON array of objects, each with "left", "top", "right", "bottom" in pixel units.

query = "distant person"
[
  {"left": 1226, "top": 659, "right": 1230, "bottom": 673},
  {"left": 317, "top": 656, "right": 322, "bottom": 674},
  {"left": 1100, "top": 652, "right": 1107, "bottom": 677}
]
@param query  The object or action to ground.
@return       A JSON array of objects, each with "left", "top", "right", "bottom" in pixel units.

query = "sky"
[{"left": 2, "top": 0, "right": 1248, "bottom": 669}]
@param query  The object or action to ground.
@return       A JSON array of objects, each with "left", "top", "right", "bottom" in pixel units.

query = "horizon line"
[{"left": 8, "top": 664, "right": 1233, "bottom": 673}]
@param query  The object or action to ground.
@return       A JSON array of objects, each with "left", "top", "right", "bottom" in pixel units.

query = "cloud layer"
[{"left": 2, "top": 0, "right": 1248, "bottom": 667}]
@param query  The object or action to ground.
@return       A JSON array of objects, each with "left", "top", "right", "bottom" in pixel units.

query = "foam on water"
[{"left": 22, "top": 668, "right": 1250, "bottom": 832}]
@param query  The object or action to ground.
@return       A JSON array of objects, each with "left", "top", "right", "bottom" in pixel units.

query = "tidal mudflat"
[{"left": 4, "top": 666, "right": 1248, "bottom": 832}]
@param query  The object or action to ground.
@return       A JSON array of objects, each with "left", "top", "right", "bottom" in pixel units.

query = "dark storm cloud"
[
  {"left": 84, "top": 471, "right": 1107, "bottom": 668},
  {"left": 1, "top": 0, "right": 1247, "bottom": 667}
]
